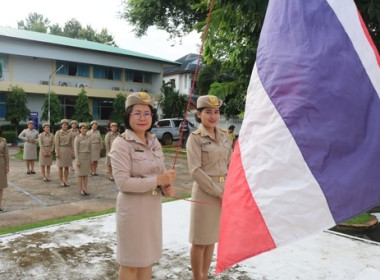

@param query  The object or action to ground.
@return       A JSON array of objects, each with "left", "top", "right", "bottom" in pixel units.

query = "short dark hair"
[
  {"left": 228, "top": 125, "right": 235, "bottom": 130},
  {"left": 195, "top": 108, "right": 205, "bottom": 123},
  {"left": 124, "top": 105, "right": 155, "bottom": 132}
]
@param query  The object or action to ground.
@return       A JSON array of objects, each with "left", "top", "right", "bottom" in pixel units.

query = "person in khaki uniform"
[
  {"left": 38, "top": 123, "right": 54, "bottom": 182},
  {"left": 74, "top": 122, "right": 91, "bottom": 196},
  {"left": 109, "top": 92, "right": 175, "bottom": 280},
  {"left": 55, "top": 119, "right": 72, "bottom": 187},
  {"left": 87, "top": 120, "right": 103, "bottom": 176},
  {"left": 0, "top": 125, "right": 9, "bottom": 212},
  {"left": 105, "top": 122, "right": 119, "bottom": 181},
  {"left": 18, "top": 120, "right": 39, "bottom": 174},
  {"left": 69, "top": 120, "right": 79, "bottom": 171},
  {"left": 186, "top": 95, "right": 232, "bottom": 280}
]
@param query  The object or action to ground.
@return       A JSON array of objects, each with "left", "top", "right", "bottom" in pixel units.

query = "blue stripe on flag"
[{"left": 256, "top": 0, "right": 380, "bottom": 223}]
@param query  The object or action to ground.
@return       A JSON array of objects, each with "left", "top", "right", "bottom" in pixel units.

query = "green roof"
[{"left": 0, "top": 26, "right": 179, "bottom": 65}]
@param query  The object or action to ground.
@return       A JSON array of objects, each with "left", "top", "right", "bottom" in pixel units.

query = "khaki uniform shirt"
[
  {"left": 105, "top": 131, "right": 120, "bottom": 166},
  {"left": 0, "top": 137, "right": 9, "bottom": 189},
  {"left": 187, "top": 124, "right": 232, "bottom": 197},
  {"left": 18, "top": 128, "right": 39, "bottom": 160}
]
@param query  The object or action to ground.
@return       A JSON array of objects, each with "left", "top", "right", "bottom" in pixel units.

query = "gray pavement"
[{"left": 0, "top": 145, "right": 193, "bottom": 229}]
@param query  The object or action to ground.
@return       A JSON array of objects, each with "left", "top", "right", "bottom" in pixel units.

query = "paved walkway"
[{"left": 0, "top": 146, "right": 193, "bottom": 229}]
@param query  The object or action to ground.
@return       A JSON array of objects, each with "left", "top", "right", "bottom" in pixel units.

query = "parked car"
[{"left": 151, "top": 118, "right": 196, "bottom": 145}]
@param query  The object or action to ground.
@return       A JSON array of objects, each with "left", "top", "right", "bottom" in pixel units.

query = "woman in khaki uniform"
[
  {"left": 55, "top": 119, "right": 72, "bottom": 187},
  {"left": 38, "top": 123, "right": 54, "bottom": 182},
  {"left": 105, "top": 122, "right": 119, "bottom": 181},
  {"left": 87, "top": 120, "right": 103, "bottom": 176},
  {"left": 69, "top": 120, "right": 79, "bottom": 171},
  {"left": 0, "top": 125, "right": 9, "bottom": 212},
  {"left": 18, "top": 120, "right": 39, "bottom": 174},
  {"left": 74, "top": 122, "right": 91, "bottom": 196},
  {"left": 109, "top": 92, "right": 175, "bottom": 280},
  {"left": 186, "top": 95, "right": 232, "bottom": 280}
]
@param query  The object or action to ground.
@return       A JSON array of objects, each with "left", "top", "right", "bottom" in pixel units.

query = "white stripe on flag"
[
  {"left": 239, "top": 65, "right": 336, "bottom": 247},
  {"left": 327, "top": 0, "right": 380, "bottom": 97}
]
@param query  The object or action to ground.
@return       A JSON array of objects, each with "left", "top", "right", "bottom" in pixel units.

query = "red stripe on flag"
[
  {"left": 357, "top": 8, "right": 380, "bottom": 67},
  {"left": 216, "top": 141, "right": 276, "bottom": 273}
]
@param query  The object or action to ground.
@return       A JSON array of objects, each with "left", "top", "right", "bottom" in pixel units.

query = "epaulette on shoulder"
[
  {"left": 192, "top": 129, "right": 201, "bottom": 135},
  {"left": 150, "top": 133, "right": 156, "bottom": 138},
  {"left": 0, "top": 137, "right": 5, "bottom": 142},
  {"left": 218, "top": 128, "right": 228, "bottom": 133},
  {"left": 120, "top": 132, "right": 134, "bottom": 141}
]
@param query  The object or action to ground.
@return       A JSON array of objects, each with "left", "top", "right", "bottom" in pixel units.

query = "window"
[
  {"left": 0, "top": 54, "right": 9, "bottom": 69},
  {"left": 125, "top": 70, "right": 153, "bottom": 83},
  {"left": 170, "top": 79, "right": 176, "bottom": 87},
  {"left": 56, "top": 61, "right": 89, "bottom": 77},
  {"left": 92, "top": 98, "right": 113, "bottom": 119},
  {"left": 0, "top": 93, "right": 6, "bottom": 118},
  {"left": 59, "top": 96, "right": 77, "bottom": 119},
  {"left": 93, "top": 66, "right": 121, "bottom": 80}
]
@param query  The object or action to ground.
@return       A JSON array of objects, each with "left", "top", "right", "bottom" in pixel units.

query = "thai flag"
[{"left": 217, "top": 0, "right": 380, "bottom": 273}]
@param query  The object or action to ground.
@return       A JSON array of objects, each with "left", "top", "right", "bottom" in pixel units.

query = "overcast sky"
[{"left": 0, "top": 0, "right": 201, "bottom": 61}]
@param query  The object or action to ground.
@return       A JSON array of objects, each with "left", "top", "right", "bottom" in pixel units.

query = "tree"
[
  {"left": 63, "top": 18, "right": 82, "bottom": 39},
  {"left": 17, "top": 15, "right": 117, "bottom": 46},
  {"left": 17, "top": 12, "right": 50, "bottom": 32},
  {"left": 110, "top": 93, "right": 127, "bottom": 127},
  {"left": 40, "top": 92, "right": 62, "bottom": 130},
  {"left": 159, "top": 82, "right": 188, "bottom": 118},
  {"left": 5, "top": 85, "right": 30, "bottom": 136},
  {"left": 121, "top": 0, "right": 380, "bottom": 117},
  {"left": 71, "top": 89, "right": 92, "bottom": 122}
]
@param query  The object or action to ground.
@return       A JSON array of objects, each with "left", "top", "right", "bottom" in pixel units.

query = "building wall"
[{"left": 0, "top": 36, "right": 171, "bottom": 124}]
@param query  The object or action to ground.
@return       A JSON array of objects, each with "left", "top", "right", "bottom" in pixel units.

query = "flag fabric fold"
[{"left": 217, "top": 0, "right": 380, "bottom": 273}]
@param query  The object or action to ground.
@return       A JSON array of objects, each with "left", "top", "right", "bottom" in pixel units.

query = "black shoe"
[
  {"left": 64, "top": 183, "right": 70, "bottom": 187},
  {"left": 85, "top": 192, "right": 90, "bottom": 196},
  {"left": 31, "top": 171, "right": 36, "bottom": 174},
  {"left": 0, "top": 207, "right": 6, "bottom": 212},
  {"left": 27, "top": 171, "right": 31, "bottom": 174},
  {"left": 80, "top": 192, "right": 86, "bottom": 196}
]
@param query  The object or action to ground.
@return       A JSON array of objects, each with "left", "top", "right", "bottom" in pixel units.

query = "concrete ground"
[{"left": 0, "top": 145, "right": 193, "bottom": 230}]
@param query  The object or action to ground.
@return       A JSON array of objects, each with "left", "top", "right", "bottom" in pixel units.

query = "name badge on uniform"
[
  {"left": 202, "top": 141, "right": 212, "bottom": 146},
  {"left": 133, "top": 144, "right": 144, "bottom": 152}
]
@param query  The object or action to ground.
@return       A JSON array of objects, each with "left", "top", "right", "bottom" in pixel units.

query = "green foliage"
[
  {"left": 17, "top": 13, "right": 117, "bottom": 46},
  {"left": 40, "top": 92, "right": 62, "bottom": 129},
  {"left": 110, "top": 93, "right": 127, "bottom": 126},
  {"left": 5, "top": 85, "right": 30, "bottom": 135},
  {"left": 17, "top": 12, "right": 50, "bottom": 32},
  {"left": 72, "top": 89, "right": 92, "bottom": 122},
  {"left": 343, "top": 212, "right": 374, "bottom": 225},
  {"left": 120, "top": 0, "right": 205, "bottom": 38},
  {"left": 159, "top": 82, "right": 188, "bottom": 118},
  {"left": 121, "top": 0, "right": 380, "bottom": 118},
  {"left": 1, "top": 130, "right": 17, "bottom": 144}
]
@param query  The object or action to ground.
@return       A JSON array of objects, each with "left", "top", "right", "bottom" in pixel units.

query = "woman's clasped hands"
[{"left": 157, "top": 170, "right": 176, "bottom": 198}]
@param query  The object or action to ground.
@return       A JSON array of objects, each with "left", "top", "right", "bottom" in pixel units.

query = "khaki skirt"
[
  {"left": 189, "top": 181, "right": 223, "bottom": 245},
  {"left": 56, "top": 146, "right": 72, "bottom": 167},
  {"left": 0, "top": 157, "right": 7, "bottom": 189},
  {"left": 116, "top": 191, "right": 162, "bottom": 267}
]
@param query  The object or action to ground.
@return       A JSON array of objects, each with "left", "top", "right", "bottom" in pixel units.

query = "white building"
[
  {"left": 163, "top": 53, "right": 202, "bottom": 96},
  {"left": 0, "top": 26, "right": 179, "bottom": 125}
]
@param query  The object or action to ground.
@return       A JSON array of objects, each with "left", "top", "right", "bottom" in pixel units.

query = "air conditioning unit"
[
  {"left": 112, "top": 87, "right": 120, "bottom": 91},
  {"left": 59, "top": 81, "right": 68, "bottom": 87},
  {"left": 76, "top": 83, "right": 88, "bottom": 88},
  {"left": 40, "top": 80, "right": 49, "bottom": 85}
]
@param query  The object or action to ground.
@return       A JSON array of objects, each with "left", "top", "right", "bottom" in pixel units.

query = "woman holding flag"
[{"left": 186, "top": 95, "right": 232, "bottom": 280}]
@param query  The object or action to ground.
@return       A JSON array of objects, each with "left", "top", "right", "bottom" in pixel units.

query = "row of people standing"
[{"left": 17, "top": 119, "right": 119, "bottom": 191}]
